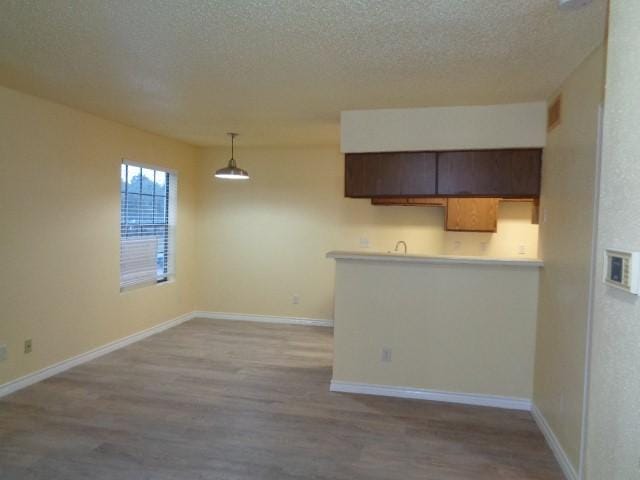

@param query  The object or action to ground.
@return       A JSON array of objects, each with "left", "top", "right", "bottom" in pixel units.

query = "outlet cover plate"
[{"left": 381, "top": 348, "right": 392, "bottom": 362}]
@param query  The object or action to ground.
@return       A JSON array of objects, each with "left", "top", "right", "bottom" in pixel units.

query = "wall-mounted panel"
[{"left": 341, "top": 103, "right": 547, "bottom": 153}]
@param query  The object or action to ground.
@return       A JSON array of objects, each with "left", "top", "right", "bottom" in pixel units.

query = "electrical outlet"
[
  {"left": 518, "top": 244, "right": 526, "bottom": 255},
  {"left": 0, "top": 344, "right": 6, "bottom": 362},
  {"left": 24, "top": 339, "right": 32, "bottom": 354},
  {"left": 453, "top": 240, "right": 461, "bottom": 251},
  {"left": 292, "top": 294, "right": 300, "bottom": 305},
  {"left": 381, "top": 347, "right": 392, "bottom": 362},
  {"left": 480, "top": 242, "right": 488, "bottom": 253},
  {"left": 359, "top": 237, "right": 370, "bottom": 249}
]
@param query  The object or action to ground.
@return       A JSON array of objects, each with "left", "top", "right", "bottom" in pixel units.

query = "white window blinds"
[{"left": 120, "top": 162, "right": 177, "bottom": 290}]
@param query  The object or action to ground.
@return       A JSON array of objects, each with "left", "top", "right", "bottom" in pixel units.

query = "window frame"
[{"left": 120, "top": 160, "right": 176, "bottom": 291}]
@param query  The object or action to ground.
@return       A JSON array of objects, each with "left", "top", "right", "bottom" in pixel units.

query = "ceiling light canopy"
[{"left": 214, "top": 133, "right": 249, "bottom": 180}]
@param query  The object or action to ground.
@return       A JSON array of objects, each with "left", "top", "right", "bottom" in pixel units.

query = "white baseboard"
[
  {"left": 193, "top": 311, "right": 333, "bottom": 327},
  {"left": 531, "top": 404, "right": 577, "bottom": 480},
  {"left": 330, "top": 380, "right": 532, "bottom": 411},
  {"left": 0, "top": 311, "right": 194, "bottom": 399}
]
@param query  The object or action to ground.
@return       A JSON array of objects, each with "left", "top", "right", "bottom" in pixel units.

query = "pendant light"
[{"left": 214, "top": 132, "right": 250, "bottom": 180}]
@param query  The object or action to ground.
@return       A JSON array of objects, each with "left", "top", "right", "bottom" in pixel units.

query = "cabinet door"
[
  {"left": 345, "top": 152, "right": 437, "bottom": 197},
  {"left": 437, "top": 149, "right": 541, "bottom": 197},
  {"left": 446, "top": 198, "right": 499, "bottom": 232}
]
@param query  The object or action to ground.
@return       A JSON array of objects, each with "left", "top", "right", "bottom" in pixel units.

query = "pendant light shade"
[{"left": 215, "top": 133, "right": 249, "bottom": 180}]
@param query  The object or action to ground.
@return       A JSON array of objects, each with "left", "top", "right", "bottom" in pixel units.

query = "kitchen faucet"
[{"left": 394, "top": 241, "right": 407, "bottom": 255}]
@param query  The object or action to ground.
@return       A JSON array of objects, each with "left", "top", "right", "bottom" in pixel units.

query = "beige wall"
[
  {"left": 533, "top": 46, "right": 605, "bottom": 471},
  {"left": 442, "top": 202, "right": 539, "bottom": 258},
  {"left": 341, "top": 102, "right": 547, "bottom": 153},
  {"left": 0, "top": 89, "right": 540, "bottom": 387},
  {"left": 586, "top": 2, "right": 640, "bottom": 478},
  {"left": 195, "top": 146, "right": 539, "bottom": 320},
  {"left": 0, "top": 86, "right": 199, "bottom": 386},
  {"left": 332, "top": 259, "right": 539, "bottom": 399}
]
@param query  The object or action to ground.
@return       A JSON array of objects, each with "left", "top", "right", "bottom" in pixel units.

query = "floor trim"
[
  {"left": 0, "top": 311, "right": 193, "bottom": 399},
  {"left": 531, "top": 404, "right": 577, "bottom": 480},
  {"left": 193, "top": 311, "right": 334, "bottom": 327},
  {"left": 330, "top": 380, "right": 532, "bottom": 411}
]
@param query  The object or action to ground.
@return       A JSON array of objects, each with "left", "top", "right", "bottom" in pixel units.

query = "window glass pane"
[
  {"left": 127, "top": 165, "right": 141, "bottom": 193},
  {"left": 153, "top": 196, "right": 166, "bottom": 223},
  {"left": 140, "top": 225, "right": 157, "bottom": 237},
  {"left": 140, "top": 195, "right": 154, "bottom": 224},
  {"left": 156, "top": 245, "right": 166, "bottom": 277},
  {"left": 126, "top": 193, "right": 140, "bottom": 224},
  {"left": 120, "top": 193, "right": 126, "bottom": 225},
  {"left": 121, "top": 224, "right": 140, "bottom": 238},
  {"left": 154, "top": 171, "right": 167, "bottom": 196},
  {"left": 121, "top": 164, "right": 127, "bottom": 192},
  {"left": 141, "top": 168, "right": 155, "bottom": 194},
  {"left": 120, "top": 163, "right": 173, "bottom": 289},
  {"left": 120, "top": 179, "right": 127, "bottom": 214}
]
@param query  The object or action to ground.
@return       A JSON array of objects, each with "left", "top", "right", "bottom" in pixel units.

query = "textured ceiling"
[{"left": 0, "top": 0, "right": 606, "bottom": 146}]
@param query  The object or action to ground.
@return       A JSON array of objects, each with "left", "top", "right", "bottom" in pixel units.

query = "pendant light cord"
[{"left": 228, "top": 132, "right": 238, "bottom": 168}]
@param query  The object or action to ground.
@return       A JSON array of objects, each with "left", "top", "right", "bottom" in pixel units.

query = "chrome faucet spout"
[{"left": 394, "top": 241, "right": 407, "bottom": 255}]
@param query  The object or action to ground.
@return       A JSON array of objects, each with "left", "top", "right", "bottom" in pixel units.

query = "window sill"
[{"left": 120, "top": 277, "right": 175, "bottom": 294}]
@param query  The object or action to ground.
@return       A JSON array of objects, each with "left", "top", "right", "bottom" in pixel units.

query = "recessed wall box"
[{"left": 604, "top": 249, "right": 640, "bottom": 294}]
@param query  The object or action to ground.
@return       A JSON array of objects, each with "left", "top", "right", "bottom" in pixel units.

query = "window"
[{"left": 120, "top": 162, "right": 177, "bottom": 290}]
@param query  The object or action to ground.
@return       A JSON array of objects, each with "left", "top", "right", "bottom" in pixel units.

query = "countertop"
[{"left": 326, "top": 251, "right": 543, "bottom": 268}]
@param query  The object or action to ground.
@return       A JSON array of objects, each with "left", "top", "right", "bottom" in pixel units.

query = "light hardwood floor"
[{"left": 0, "top": 318, "right": 563, "bottom": 479}]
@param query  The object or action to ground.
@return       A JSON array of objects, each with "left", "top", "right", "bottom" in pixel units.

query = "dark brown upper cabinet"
[
  {"left": 345, "top": 152, "right": 437, "bottom": 197},
  {"left": 437, "top": 149, "right": 542, "bottom": 197}
]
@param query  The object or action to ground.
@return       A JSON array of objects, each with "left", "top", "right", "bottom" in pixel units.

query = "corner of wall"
[{"left": 532, "top": 43, "right": 606, "bottom": 475}]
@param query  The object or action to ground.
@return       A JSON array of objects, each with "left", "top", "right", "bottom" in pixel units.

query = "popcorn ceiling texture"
[
  {"left": 585, "top": 1, "right": 640, "bottom": 478},
  {"left": 0, "top": 0, "right": 606, "bottom": 146}
]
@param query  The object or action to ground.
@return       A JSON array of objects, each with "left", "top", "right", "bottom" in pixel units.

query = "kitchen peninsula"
[{"left": 327, "top": 251, "right": 543, "bottom": 409}]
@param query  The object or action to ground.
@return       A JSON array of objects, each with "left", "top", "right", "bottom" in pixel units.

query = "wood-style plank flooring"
[{"left": 0, "top": 318, "right": 563, "bottom": 479}]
